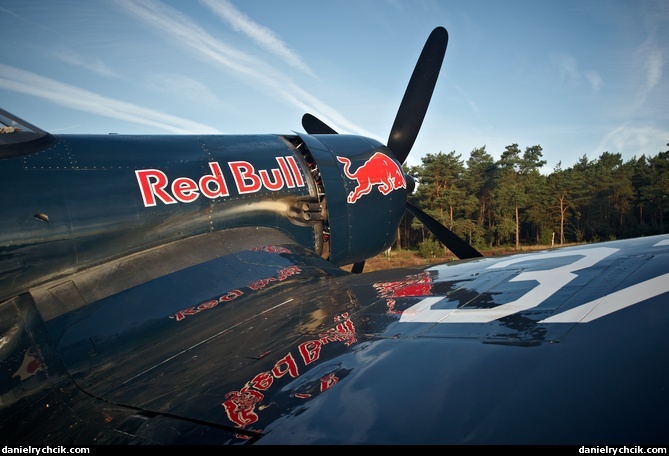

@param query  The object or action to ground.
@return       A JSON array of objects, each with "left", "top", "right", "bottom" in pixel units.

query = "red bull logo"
[{"left": 336, "top": 152, "right": 406, "bottom": 203}]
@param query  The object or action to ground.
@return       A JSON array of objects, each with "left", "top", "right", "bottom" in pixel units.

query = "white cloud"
[
  {"left": 584, "top": 70, "right": 603, "bottom": 93},
  {"left": 645, "top": 48, "right": 662, "bottom": 90},
  {"left": 597, "top": 122, "right": 668, "bottom": 156},
  {"left": 115, "top": 0, "right": 375, "bottom": 137},
  {"left": 200, "top": 0, "right": 315, "bottom": 76},
  {"left": 52, "top": 48, "right": 122, "bottom": 79},
  {"left": 0, "top": 64, "right": 221, "bottom": 134},
  {"left": 144, "top": 73, "right": 223, "bottom": 107}
]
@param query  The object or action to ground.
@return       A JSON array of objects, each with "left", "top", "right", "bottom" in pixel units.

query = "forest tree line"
[{"left": 397, "top": 143, "right": 669, "bottom": 254}]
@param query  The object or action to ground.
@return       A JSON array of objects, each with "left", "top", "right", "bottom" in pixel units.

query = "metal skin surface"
[
  {"left": 255, "top": 235, "right": 669, "bottom": 445},
  {"left": 0, "top": 130, "right": 401, "bottom": 302},
  {"left": 1, "top": 26, "right": 668, "bottom": 445},
  {"left": 1, "top": 232, "right": 668, "bottom": 444}
]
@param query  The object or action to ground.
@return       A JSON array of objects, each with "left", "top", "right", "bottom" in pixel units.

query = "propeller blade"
[
  {"left": 406, "top": 201, "right": 482, "bottom": 259},
  {"left": 350, "top": 261, "right": 365, "bottom": 274},
  {"left": 302, "top": 113, "right": 338, "bottom": 134},
  {"left": 388, "top": 26, "right": 448, "bottom": 164}
]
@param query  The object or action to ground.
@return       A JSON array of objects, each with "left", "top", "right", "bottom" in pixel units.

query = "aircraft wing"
[{"left": 3, "top": 230, "right": 668, "bottom": 444}]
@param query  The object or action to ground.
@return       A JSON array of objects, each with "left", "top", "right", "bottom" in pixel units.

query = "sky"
[{"left": 1, "top": 0, "right": 668, "bottom": 173}]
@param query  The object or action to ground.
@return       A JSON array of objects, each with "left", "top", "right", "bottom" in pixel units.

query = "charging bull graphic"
[{"left": 337, "top": 152, "right": 406, "bottom": 203}]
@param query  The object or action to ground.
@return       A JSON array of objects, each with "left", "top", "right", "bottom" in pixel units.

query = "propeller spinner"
[{"left": 302, "top": 26, "right": 482, "bottom": 272}]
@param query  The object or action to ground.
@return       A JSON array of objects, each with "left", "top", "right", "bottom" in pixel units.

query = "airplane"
[{"left": 1, "top": 25, "right": 668, "bottom": 446}]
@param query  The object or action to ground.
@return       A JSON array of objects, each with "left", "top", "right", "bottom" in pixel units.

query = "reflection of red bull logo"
[
  {"left": 169, "top": 264, "right": 301, "bottom": 322},
  {"left": 222, "top": 313, "right": 356, "bottom": 435},
  {"left": 374, "top": 272, "right": 434, "bottom": 314},
  {"left": 337, "top": 152, "right": 406, "bottom": 203},
  {"left": 374, "top": 272, "right": 433, "bottom": 298}
]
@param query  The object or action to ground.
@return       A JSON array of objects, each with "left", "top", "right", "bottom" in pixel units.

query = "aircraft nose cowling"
[{"left": 296, "top": 133, "right": 407, "bottom": 266}]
